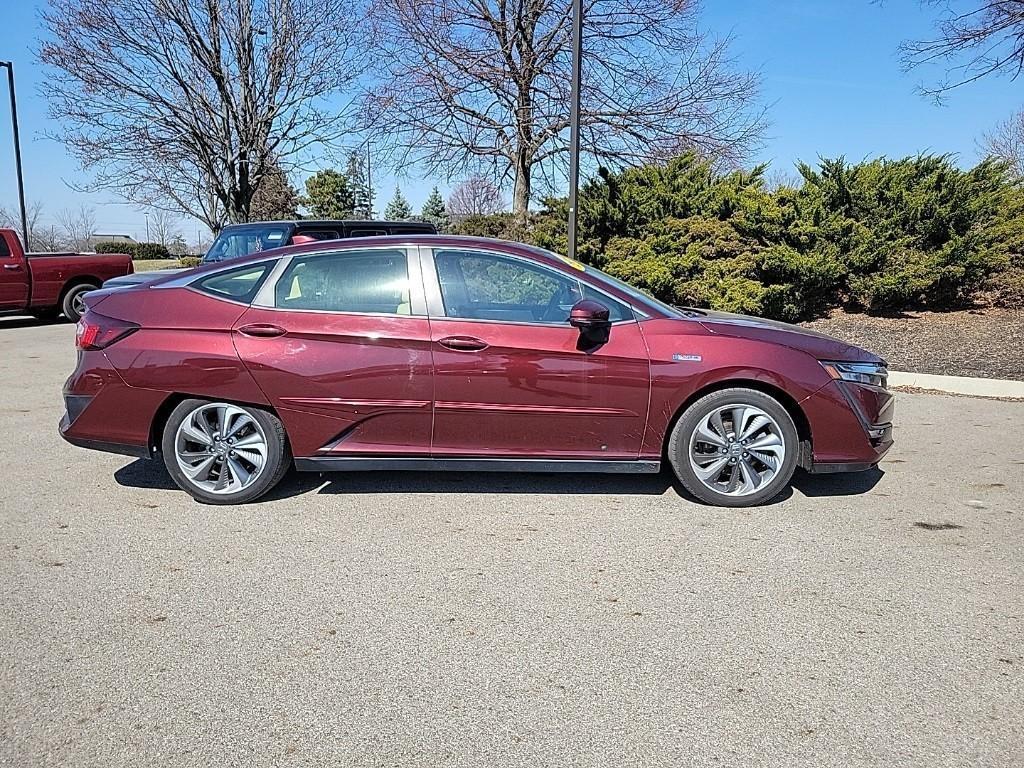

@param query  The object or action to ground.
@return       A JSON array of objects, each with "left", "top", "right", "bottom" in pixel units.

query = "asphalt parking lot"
[{"left": 1, "top": 317, "right": 1022, "bottom": 767}]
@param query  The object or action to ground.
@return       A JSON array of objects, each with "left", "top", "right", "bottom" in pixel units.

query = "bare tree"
[
  {"left": 57, "top": 205, "right": 97, "bottom": 252},
  {"left": 764, "top": 166, "right": 802, "bottom": 192},
  {"left": 39, "top": 0, "right": 369, "bottom": 230},
  {"left": 149, "top": 209, "right": 182, "bottom": 247},
  {"left": 366, "top": 0, "right": 764, "bottom": 219},
  {"left": 901, "top": 1, "right": 1024, "bottom": 98},
  {"left": 981, "top": 109, "right": 1024, "bottom": 179},
  {"left": 32, "top": 225, "right": 65, "bottom": 252},
  {"left": 0, "top": 200, "right": 48, "bottom": 250},
  {"left": 448, "top": 176, "right": 506, "bottom": 219}
]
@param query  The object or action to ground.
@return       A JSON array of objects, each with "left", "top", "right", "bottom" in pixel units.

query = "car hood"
[
  {"left": 103, "top": 268, "right": 188, "bottom": 288},
  {"left": 693, "top": 309, "right": 885, "bottom": 365}
]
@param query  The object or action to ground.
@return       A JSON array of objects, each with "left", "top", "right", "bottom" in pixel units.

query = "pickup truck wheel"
[{"left": 62, "top": 284, "right": 96, "bottom": 322}]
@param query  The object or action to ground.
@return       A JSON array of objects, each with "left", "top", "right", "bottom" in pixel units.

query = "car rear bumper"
[
  {"left": 59, "top": 351, "right": 164, "bottom": 459},
  {"left": 59, "top": 409, "right": 151, "bottom": 458}
]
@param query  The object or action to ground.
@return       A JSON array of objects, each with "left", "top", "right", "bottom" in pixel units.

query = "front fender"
[{"left": 637, "top": 319, "right": 833, "bottom": 458}]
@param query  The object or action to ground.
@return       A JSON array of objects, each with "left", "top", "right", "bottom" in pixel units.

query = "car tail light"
[{"left": 76, "top": 312, "right": 139, "bottom": 350}]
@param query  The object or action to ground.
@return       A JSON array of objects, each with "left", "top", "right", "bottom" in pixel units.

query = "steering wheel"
[{"left": 539, "top": 285, "right": 577, "bottom": 322}]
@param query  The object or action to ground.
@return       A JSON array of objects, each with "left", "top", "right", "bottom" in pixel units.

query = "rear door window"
[
  {"left": 295, "top": 229, "right": 341, "bottom": 241},
  {"left": 275, "top": 249, "right": 414, "bottom": 315}
]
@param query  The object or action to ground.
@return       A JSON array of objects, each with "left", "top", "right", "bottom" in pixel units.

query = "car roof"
[
  {"left": 258, "top": 234, "right": 562, "bottom": 263},
  {"left": 220, "top": 220, "right": 435, "bottom": 229},
  {"left": 150, "top": 234, "right": 673, "bottom": 319}
]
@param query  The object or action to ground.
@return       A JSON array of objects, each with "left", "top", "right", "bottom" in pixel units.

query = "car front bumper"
[{"left": 801, "top": 380, "right": 894, "bottom": 472}]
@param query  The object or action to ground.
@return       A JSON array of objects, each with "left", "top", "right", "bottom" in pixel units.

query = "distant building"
[{"left": 88, "top": 233, "right": 136, "bottom": 248}]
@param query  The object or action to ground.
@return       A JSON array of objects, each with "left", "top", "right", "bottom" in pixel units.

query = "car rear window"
[{"left": 193, "top": 262, "right": 273, "bottom": 304}]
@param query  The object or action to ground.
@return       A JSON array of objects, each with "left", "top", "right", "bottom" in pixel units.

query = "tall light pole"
[
  {"left": 366, "top": 141, "right": 373, "bottom": 218},
  {"left": 144, "top": 211, "right": 150, "bottom": 241},
  {"left": 0, "top": 61, "right": 28, "bottom": 251},
  {"left": 566, "top": 0, "right": 584, "bottom": 260}
]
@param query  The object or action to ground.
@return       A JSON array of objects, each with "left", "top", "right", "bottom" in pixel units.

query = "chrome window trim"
[
  {"left": 425, "top": 246, "right": 641, "bottom": 326},
  {"left": 427, "top": 314, "right": 636, "bottom": 329}
]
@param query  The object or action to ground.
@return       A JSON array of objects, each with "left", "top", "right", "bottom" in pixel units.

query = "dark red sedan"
[{"left": 60, "top": 235, "right": 893, "bottom": 506}]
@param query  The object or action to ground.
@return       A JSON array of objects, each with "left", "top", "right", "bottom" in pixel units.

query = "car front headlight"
[{"left": 821, "top": 361, "right": 888, "bottom": 389}]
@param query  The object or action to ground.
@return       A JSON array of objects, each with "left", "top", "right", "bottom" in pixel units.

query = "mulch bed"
[{"left": 800, "top": 308, "right": 1024, "bottom": 381}]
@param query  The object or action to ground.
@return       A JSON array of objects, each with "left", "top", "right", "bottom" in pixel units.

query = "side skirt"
[{"left": 295, "top": 457, "right": 662, "bottom": 474}]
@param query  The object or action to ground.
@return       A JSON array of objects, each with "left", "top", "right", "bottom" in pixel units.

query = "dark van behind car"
[{"left": 103, "top": 219, "right": 437, "bottom": 289}]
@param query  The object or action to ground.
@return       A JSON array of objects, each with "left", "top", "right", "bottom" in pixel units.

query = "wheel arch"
[
  {"left": 663, "top": 378, "right": 813, "bottom": 469},
  {"left": 58, "top": 275, "right": 102, "bottom": 302},
  {"left": 148, "top": 393, "right": 285, "bottom": 455}
]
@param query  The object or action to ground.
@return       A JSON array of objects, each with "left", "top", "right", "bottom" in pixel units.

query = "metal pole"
[
  {"left": 145, "top": 212, "right": 150, "bottom": 241},
  {"left": 566, "top": 0, "right": 583, "bottom": 260},
  {"left": 1, "top": 62, "right": 29, "bottom": 251},
  {"left": 366, "top": 142, "right": 373, "bottom": 218}
]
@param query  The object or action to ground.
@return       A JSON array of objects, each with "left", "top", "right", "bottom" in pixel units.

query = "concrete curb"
[{"left": 889, "top": 370, "right": 1024, "bottom": 399}]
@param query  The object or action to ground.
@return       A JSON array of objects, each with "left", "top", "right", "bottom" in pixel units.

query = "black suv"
[{"left": 103, "top": 219, "right": 438, "bottom": 289}]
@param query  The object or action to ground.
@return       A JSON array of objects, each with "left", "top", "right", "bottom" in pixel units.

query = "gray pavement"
[{"left": 1, "top": 317, "right": 1022, "bottom": 767}]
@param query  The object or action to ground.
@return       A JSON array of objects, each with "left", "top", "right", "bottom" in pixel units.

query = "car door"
[
  {"left": 0, "top": 234, "right": 28, "bottom": 310},
  {"left": 232, "top": 247, "right": 434, "bottom": 459},
  {"left": 422, "top": 247, "right": 651, "bottom": 459}
]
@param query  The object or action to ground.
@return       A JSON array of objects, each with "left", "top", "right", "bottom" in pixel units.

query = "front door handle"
[
  {"left": 437, "top": 335, "right": 488, "bottom": 351},
  {"left": 238, "top": 323, "right": 287, "bottom": 338},
  {"left": 2, "top": 263, "right": 21, "bottom": 271}
]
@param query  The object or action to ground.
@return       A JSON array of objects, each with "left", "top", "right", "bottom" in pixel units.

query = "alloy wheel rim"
[
  {"left": 72, "top": 289, "right": 89, "bottom": 316},
  {"left": 688, "top": 404, "right": 786, "bottom": 497},
  {"left": 174, "top": 404, "right": 268, "bottom": 495}
]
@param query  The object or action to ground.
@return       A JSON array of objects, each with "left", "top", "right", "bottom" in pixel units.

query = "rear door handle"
[
  {"left": 238, "top": 323, "right": 287, "bottom": 338},
  {"left": 437, "top": 335, "right": 488, "bottom": 351}
]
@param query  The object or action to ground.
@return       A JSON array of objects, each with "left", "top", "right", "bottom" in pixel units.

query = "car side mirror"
[{"left": 569, "top": 299, "right": 611, "bottom": 348}]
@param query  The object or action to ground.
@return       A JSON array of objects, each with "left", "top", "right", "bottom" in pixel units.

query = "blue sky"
[{"left": 0, "top": 0, "right": 1019, "bottom": 244}]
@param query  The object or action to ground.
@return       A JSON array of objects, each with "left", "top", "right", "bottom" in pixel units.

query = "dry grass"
[{"left": 132, "top": 259, "right": 180, "bottom": 272}]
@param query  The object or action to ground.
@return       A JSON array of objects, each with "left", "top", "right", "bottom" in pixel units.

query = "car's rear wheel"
[
  {"left": 62, "top": 283, "right": 97, "bottom": 322},
  {"left": 160, "top": 399, "right": 291, "bottom": 505},
  {"left": 668, "top": 388, "right": 799, "bottom": 507}
]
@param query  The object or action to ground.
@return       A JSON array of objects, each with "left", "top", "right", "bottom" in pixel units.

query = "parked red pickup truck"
[{"left": 0, "top": 228, "right": 133, "bottom": 322}]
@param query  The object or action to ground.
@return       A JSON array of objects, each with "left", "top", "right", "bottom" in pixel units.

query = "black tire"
[
  {"left": 62, "top": 283, "right": 98, "bottom": 322},
  {"left": 160, "top": 399, "right": 291, "bottom": 505},
  {"left": 667, "top": 387, "right": 800, "bottom": 508}
]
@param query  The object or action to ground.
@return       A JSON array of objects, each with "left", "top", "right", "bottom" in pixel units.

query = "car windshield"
[
  {"left": 522, "top": 245, "right": 684, "bottom": 318},
  {"left": 203, "top": 225, "right": 291, "bottom": 263}
]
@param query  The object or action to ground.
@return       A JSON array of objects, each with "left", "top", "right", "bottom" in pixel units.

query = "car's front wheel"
[
  {"left": 161, "top": 399, "right": 291, "bottom": 504},
  {"left": 667, "top": 388, "right": 800, "bottom": 507}
]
